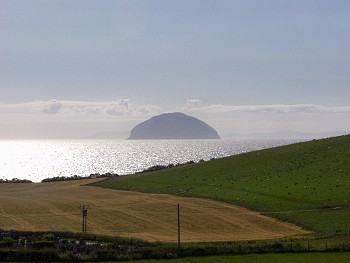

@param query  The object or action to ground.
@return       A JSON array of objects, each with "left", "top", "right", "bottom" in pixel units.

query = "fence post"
[{"left": 177, "top": 203, "right": 180, "bottom": 254}]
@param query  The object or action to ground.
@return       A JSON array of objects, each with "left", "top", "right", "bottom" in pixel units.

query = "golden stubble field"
[{"left": 0, "top": 179, "right": 308, "bottom": 242}]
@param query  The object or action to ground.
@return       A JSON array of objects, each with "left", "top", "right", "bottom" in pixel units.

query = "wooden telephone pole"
[
  {"left": 177, "top": 203, "right": 181, "bottom": 253},
  {"left": 81, "top": 205, "right": 88, "bottom": 234}
]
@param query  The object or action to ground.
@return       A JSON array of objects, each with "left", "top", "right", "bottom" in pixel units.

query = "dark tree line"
[
  {"left": 0, "top": 178, "right": 33, "bottom": 183},
  {"left": 41, "top": 173, "right": 118, "bottom": 183}
]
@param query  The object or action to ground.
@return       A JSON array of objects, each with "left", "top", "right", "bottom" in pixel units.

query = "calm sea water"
[{"left": 0, "top": 139, "right": 300, "bottom": 182}]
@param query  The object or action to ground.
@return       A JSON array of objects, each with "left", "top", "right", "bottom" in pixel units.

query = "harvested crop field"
[{"left": 0, "top": 179, "right": 308, "bottom": 242}]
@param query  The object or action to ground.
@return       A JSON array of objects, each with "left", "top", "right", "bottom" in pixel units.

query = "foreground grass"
[
  {"left": 95, "top": 135, "right": 350, "bottom": 233},
  {"left": 119, "top": 253, "right": 350, "bottom": 263}
]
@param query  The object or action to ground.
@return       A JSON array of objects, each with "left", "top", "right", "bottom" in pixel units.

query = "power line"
[
  {"left": 1, "top": 200, "right": 347, "bottom": 226},
  {"left": 0, "top": 206, "right": 343, "bottom": 219}
]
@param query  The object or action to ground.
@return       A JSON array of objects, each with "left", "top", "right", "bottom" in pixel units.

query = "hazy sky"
[{"left": 1, "top": 0, "right": 350, "bottom": 139}]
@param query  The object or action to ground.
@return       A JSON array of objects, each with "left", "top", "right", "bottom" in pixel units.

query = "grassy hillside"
[{"left": 95, "top": 135, "right": 350, "bottom": 233}]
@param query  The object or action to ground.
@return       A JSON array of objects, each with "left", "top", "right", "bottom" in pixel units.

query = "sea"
[{"left": 0, "top": 139, "right": 302, "bottom": 183}]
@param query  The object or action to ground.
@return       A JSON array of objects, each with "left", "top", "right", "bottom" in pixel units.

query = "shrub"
[{"left": 0, "top": 237, "right": 15, "bottom": 247}]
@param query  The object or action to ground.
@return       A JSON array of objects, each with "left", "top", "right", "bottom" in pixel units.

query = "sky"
[{"left": 1, "top": 0, "right": 350, "bottom": 139}]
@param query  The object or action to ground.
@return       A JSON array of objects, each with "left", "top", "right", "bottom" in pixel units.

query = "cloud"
[
  {"left": 186, "top": 99, "right": 202, "bottom": 108},
  {"left": 41, "top": 100, "right": 62, "bottom": 114},
  {"left": 0, "top": 99, "right": 161, "bottom": 118},
  {"left": 137, "top": 104, "right": 161, "bottom": 115},
  {"left": 104, "top": 99, "right": 130, "bottom": 116},
  {"left": 187, "top": 104, "right": 350, "bottom": 114},
  {"left": 2, "top": 101, "right": 350, "bottom": 117},
  {"left": 0, "top": 100, "right": 63, "bottom": 114}
]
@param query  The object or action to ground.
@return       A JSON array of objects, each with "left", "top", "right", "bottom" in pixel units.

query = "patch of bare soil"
[{"left": 0, "top": 179, "right": 308, "bottom": 242}]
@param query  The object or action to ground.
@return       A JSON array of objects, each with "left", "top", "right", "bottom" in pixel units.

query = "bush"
[{"left": 0, "top": 237, "right": 15, "bottom": 247}]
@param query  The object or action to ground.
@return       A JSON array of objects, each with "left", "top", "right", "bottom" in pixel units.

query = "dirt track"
[{"left": 0, "top": 179, "right": 308, "bottom": 242}]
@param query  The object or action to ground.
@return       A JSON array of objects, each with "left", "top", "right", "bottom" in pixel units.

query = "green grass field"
[
  {"left": 94, "top": 135, "right": 350, "bottom": 233},
  {"left": 119, "top": 253, "right": 350, "bottom": 263}
]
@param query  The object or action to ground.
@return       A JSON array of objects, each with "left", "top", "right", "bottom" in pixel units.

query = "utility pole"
[
  {"left": 177, "top": 203, "right": 181, "bottom": 254},
  {"left": 81, "top": 205, "right": 88, "bottom": 234}
]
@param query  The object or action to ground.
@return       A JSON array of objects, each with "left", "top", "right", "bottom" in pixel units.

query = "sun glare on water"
[{"left": 0, "top": 139, "right": 297, "bottom": 182}]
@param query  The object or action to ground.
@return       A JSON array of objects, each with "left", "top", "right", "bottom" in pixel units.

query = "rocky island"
[{"left": 128, "top": 112, "right": 220, "bottom": 140}]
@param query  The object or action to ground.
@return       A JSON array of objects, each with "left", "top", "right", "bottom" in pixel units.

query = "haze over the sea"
[{"left": 1, "top": 1, "right": 350, "bottom": 139}]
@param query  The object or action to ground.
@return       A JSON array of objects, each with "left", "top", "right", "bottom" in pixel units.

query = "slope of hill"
[
  {"left": 95, "top": 134, "right": 350, "bottom": 233},
  {"left": 128, "top": 112, "right": 220, "bottom": 140}
]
